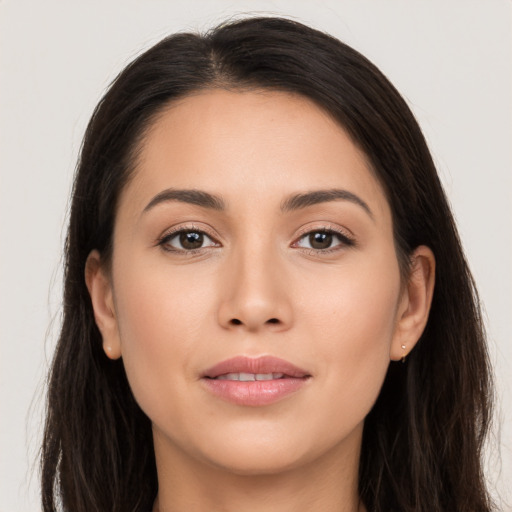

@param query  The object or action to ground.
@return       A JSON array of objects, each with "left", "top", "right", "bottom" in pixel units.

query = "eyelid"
[
  {"left": 293, "top": 223, "right": 355, "bottom": 241},
  {"left": 156, "top": 223, "right": 222, "bottom": 252},
  {"left": 291, "top": 224, "right": 356, "bottom": 251}
]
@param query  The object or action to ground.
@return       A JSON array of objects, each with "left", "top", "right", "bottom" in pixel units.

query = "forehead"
[{"left": 121, "top": 89, "right": 390, "bottom": 220}]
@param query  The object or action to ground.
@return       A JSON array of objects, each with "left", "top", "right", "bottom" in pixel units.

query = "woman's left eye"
[
  {"left": 159, "top": 229, "right": 218, "bottom": 252},
  {"left": 294, "top": 230, "right": 353, "bottom": 251}
]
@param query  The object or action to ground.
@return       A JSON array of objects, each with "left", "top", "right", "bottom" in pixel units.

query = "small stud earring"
[{"left": 401, "top": 344, "right": 407, "bottom": 363}]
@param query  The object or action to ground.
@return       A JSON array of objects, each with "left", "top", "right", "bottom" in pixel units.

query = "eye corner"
[
  {"left": 291, "top": 226, "right": 356, "bottom": 253},
  {"left": 156, "top": 225, "right": 222, "bottom": 254}
]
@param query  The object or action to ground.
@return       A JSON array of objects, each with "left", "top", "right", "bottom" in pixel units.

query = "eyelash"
[
  {"left": 292, "top": 227, "right": 355, "bottom": 254},
  {"left": 157, "top": 225, "right": 219, "bottom": 254},
  {"left": 156, "top": 226, "right": 355, "bottom": 255}
]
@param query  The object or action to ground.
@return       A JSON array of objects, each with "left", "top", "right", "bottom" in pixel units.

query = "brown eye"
[
  {"left": 294, "top": 229, "right": 354, "bottom": 252},
  {"left": 308, "top": 232, "right": 333, "bottom": 249},
  {"left": 179, "top": 231, "right": 204, "bottom": 250},
  {"left": 160, "top": 229, "right": 218, "bottom": 252}
]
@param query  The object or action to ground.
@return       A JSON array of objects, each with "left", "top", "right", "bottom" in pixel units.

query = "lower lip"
[{"left": 201, "top": 377, "right": 309, "bottom": 406}]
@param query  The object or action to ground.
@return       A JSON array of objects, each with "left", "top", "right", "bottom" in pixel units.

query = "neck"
[{"left": 152, "top": 426, "right": 365, "bottom": 512}]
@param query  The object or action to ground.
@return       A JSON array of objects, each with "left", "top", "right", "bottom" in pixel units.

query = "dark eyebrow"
[
  {"left": 142, "top": 188, "right": 225, "bottom": 214},
  {"left": 280, "top": 189, "right": 374, "bottom": 219}
]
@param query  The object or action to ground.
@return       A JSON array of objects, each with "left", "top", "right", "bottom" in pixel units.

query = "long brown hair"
[{"left": 41, "top": 17, "right": 495, "bottom": 511}]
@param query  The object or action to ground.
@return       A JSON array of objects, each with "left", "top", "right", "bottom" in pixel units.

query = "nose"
[{"left": 217, "top": 245, "right": 293, "bottom": 333}]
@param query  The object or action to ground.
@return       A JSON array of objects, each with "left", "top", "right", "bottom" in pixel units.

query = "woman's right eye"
[{"left": 159, "top": 229, "right": 218, "bottom": 252}]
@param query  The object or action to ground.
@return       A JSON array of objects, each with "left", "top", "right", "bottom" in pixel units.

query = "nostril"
[{"left": 227, "top": 318, "right": 281, "bottom": 327}]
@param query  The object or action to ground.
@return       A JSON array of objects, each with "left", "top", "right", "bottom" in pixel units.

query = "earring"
[{"left": 401, "top": 344, "right": 407, "bottom": 363}]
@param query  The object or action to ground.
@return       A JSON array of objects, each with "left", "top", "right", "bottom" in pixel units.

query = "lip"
[
  {"left": 201, "top": 356, "right": 311, "bottom": 407},
  {"left": 202, "top": 355, "right": 309, "bottom": 379}
]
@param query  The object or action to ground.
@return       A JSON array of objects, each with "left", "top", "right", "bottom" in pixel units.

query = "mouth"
[
  {"left": 212, "top": 372, "right": 288, "bottom": 381},
  {"left": 201, "top": 356, "right": 311, "bottom": 406},
  {"left": 202, "top": 355, "right": 310, "bottom": 379}
]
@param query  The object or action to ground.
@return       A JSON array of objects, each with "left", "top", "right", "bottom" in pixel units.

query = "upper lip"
[{"left": 202, "top": 356, "right": 310, "bottom": 379}]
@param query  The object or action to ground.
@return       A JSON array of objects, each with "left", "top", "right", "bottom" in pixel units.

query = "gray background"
[{"left": 1, "top": 1, "right": 511, "bottom": 510}]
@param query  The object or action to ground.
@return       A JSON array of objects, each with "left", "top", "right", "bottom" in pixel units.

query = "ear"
[
  {"left": 85, "top": 250, "right": 122, "bottom": 360},
  {"left": 390, "top": 245, "right": 436, "bottom": 361}
]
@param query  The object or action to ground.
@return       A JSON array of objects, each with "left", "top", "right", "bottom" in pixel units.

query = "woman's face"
[{"left": 93, "top": 89, "right": 416, "bottom": 475}]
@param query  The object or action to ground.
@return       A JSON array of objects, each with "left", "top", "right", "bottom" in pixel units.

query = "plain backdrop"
[{"left": 1, "top": 1, "right": 511, "bottom": 511}]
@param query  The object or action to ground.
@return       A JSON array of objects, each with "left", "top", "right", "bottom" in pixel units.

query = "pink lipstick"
[{"left": 201, "top": 356, "right": 311, "bottom": 406}]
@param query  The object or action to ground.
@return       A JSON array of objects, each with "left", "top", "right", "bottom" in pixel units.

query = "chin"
[
  {"left": 204, "top": 447, "right": 308, "bottom": 477},
  {"left": 192, "top": 421, "right": 353, "bottom": 477}
]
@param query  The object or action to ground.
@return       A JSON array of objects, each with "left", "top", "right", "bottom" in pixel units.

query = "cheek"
[
  {"left": 297, "top": 252, "right": 401, "bottom": 424},
  {"left": 112, "top": 259, "right": 215, "bottom": 417},
  {"left": 298, "top": 249, "right": 401, "bottom": 347}
]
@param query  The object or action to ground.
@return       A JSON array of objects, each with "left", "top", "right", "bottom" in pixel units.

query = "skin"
[{"left": 86, "top": 89, "right": 435, "bottom": 512}]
